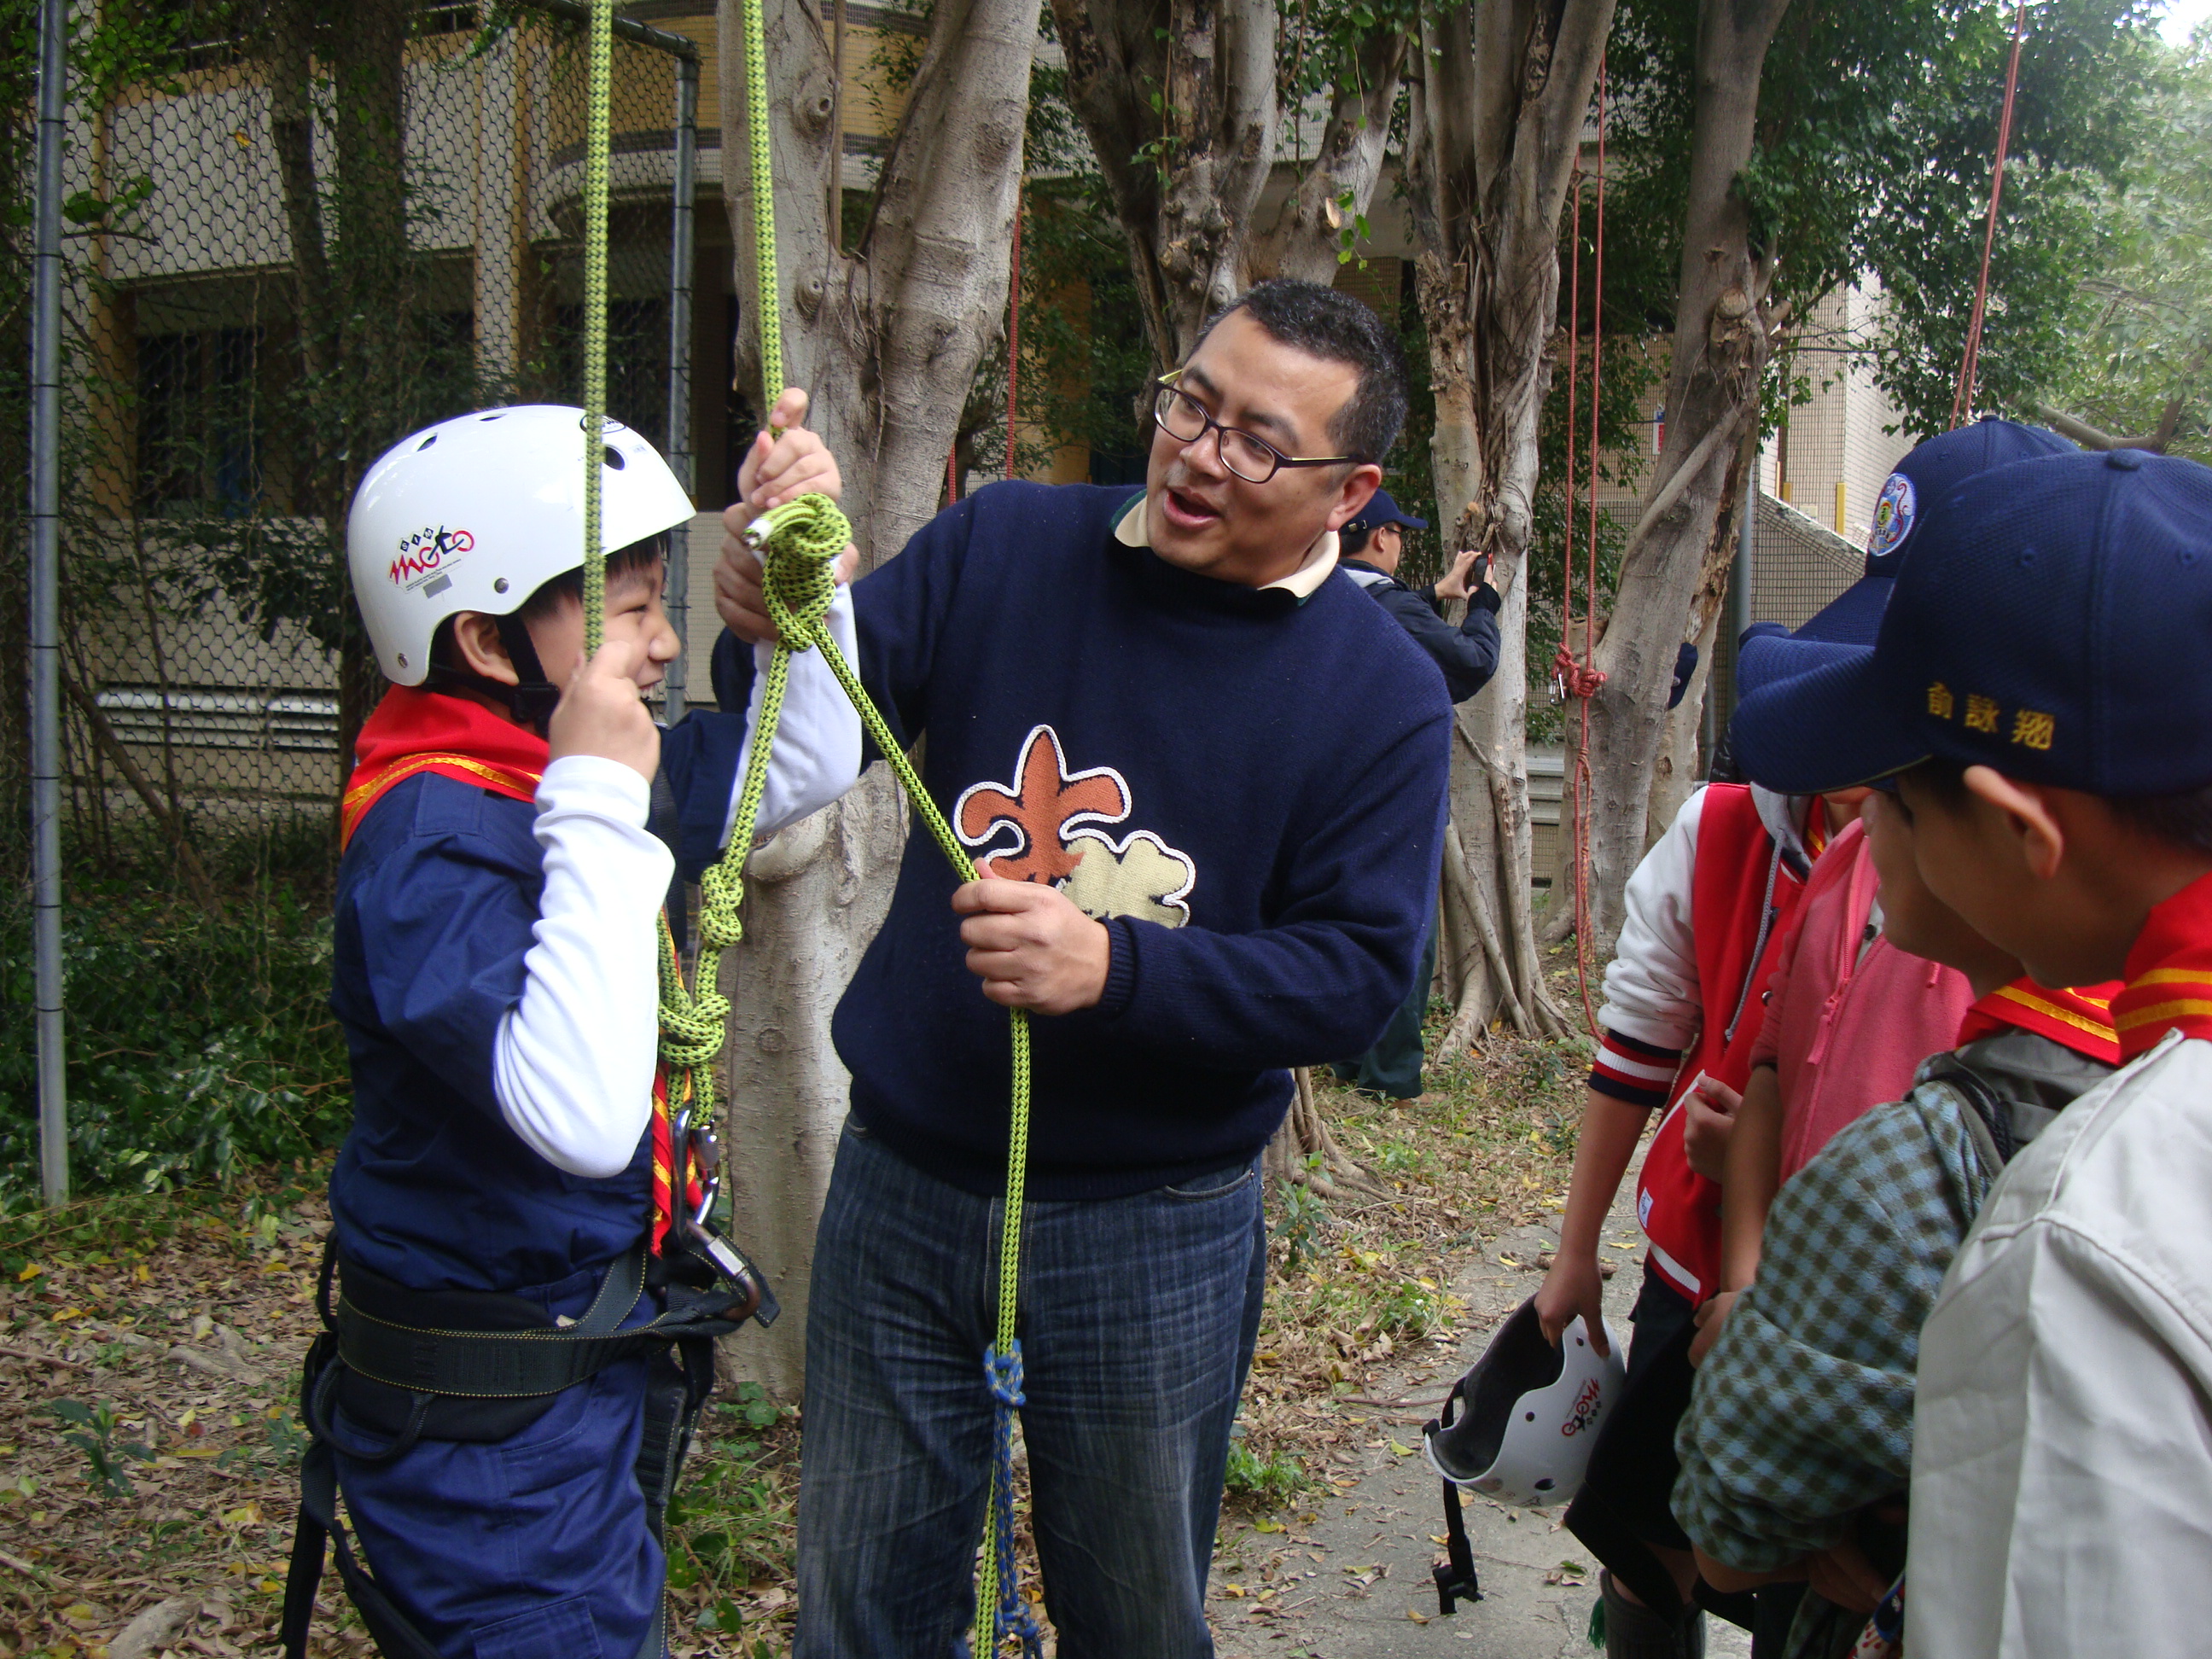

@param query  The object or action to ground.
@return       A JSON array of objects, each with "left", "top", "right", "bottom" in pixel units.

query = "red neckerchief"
[
  {"left": 2113, "top": 868, "right": 2212, "bottom": 1061},
  {"left": 1957, "top": 979, "right": 2122, "bottom": 1067},
  {"left": 341, "top": 687, "right": 546, "bottom": 849},
  {"left": 1804, "top": 795, "right": 1831, "bottom": 864}
]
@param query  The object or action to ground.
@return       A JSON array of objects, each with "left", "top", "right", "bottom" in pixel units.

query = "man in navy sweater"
[{"left": 714, "top": 279, "right": 1452, "bottom": 1656}]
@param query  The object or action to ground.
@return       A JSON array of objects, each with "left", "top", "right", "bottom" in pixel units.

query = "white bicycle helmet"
[
  {"left": 1422, "top": 1296, "right": 1626, "bottom": 1508},
  {"left": 346, "top": 405, "right": 694, "bottom": 708}
]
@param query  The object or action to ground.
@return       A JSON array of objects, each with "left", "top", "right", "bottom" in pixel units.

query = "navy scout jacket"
[{"left": 328, "top": 710, "right": 746, "bottom": 1295}]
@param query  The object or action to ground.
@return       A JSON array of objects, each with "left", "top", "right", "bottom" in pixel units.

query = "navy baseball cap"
[
  {"left": 1735, "top": 417, "right": 2077, "bottom": 700},
  {"left": 1732, "top": 448, "right": 2212, "bottom": 796},
  {"left": 1345, "top": 488, "right": 1429, "bottom": 536}
]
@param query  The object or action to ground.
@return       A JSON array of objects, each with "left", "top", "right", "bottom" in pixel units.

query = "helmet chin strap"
[
  {"left": 491, "top": 614, "right": 563, "bottom": 732},
  {"left": 425, "top": 614, "right": 562, "bottom": 734}
]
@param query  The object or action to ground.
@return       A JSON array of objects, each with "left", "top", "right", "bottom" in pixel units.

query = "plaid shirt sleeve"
[{"left": 1672, "top": 1086, "right": 1994, "bottom": 1572}]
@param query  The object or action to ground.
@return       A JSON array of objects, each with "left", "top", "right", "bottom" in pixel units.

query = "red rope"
[
  {"left": 947, "top": 446, "right": 960, "bottom": 503},
  {"left": 1951, "top": 0, "right": 2028, "bottom": 428},
  {"left": 1557, "top": 57, "right": 1610, "bottom": 1039},
  {"left": 1005, "top": 184, "right": 1022, "bottom": 479},
  {"left": 1562, "top": 171, "right": 1580, "bottom": 697}
]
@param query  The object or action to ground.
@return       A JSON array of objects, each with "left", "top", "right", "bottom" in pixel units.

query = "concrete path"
[{"left": 1208, "top": 1156, "right": 1751, "bottom": 1659}]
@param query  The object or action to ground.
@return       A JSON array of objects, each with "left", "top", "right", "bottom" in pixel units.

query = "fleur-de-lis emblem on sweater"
[
  {"left": 956, "top": 725, "right": 1128, "bottom": 883},
  {"left": 954, "top": 725, "right": 1196, "bottom": 926}
]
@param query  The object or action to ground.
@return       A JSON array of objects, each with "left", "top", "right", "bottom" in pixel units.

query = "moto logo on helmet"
[
  {"left": 1560, "top": 1376, "right": 1604, "bottom": 1438},
  {"left": 389, "top": 526, "right": 475, "bottom": 591}
]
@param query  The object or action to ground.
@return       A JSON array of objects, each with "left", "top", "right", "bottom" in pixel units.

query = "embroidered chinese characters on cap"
[{"left": 1924, "top": 684, "right": 2056, "bottom": 752}]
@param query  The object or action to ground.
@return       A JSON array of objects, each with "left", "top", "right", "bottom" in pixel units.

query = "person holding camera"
[
  {"left": 1336, "top": 489, "right": 1500, "bottom": 704},
  {"left": 1330, "top": 489, "right": 1500, "bottom": 1100}
]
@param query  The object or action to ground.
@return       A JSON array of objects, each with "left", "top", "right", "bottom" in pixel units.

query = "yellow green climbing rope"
[{"left": 575, "top": 0, "right": 1038, "bottom": 1645}]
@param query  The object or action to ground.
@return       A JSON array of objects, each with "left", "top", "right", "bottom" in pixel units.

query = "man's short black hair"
[
  {"left": 1906, "top": 754, "right": 2212, "bottom": 857},
  {"left": 1340, "top": 521, "right": 1375, "bottom": 557},
  {"left": 1194, "top": 278, "right": 1410, "bottom": 464}
]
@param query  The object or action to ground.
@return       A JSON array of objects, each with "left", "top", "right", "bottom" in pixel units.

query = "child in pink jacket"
[{"left": 1697, "top": 815, "right": 1975, "bottom": 1358}]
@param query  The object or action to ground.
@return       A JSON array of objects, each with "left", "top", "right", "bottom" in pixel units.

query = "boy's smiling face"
[
  {"left": 451, "top": 556, "right": 678, "bottom": 707},
  {"left": 521, "top": 559, "right": 678, "bottom": 693}
]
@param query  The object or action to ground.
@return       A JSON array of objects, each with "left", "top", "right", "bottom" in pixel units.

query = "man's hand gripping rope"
[{"left": 656, "top": 490, "right": 852, "bottom": 1073}]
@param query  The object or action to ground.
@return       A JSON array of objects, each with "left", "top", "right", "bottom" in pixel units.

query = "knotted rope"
[{"left": 577, "top": 0, "right": 1040, "bottom": 1641}]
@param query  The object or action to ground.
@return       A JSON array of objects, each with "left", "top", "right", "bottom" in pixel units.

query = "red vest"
[{"left": 1633, "top": 784, "right": 1816, "bottom": 1302}]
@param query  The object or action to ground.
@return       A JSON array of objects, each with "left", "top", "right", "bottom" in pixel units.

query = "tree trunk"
[
  {"left": 257, "top": 0, "right": 414, "bottom": 815},
  {"left": 717, "top": 0, "right": 1037, "bottom": 1394},
  {"left": 1262, "top": 1068, "right": 1387, "bottom": 1201},
  {"left": 1050, "top": 0, "right": 1409, "bottom": 369},
  {"left": 1406, "top": 0, "right": 1618, "bottom": 1047},
  {"left": 1580, "top": 0, "right": 1792, "bottom": 952}
]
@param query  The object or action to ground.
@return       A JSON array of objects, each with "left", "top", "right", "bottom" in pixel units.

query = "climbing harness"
[{"left": 652, "top": 0, "right": 1042, "bottom": 1648}]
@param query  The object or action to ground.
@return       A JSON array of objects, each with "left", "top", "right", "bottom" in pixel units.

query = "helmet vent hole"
[
  {"left": 480, "top": 412, "right": 503, "bottom": 421},
  {"left": 603, "top": 445, "right": 626, "bottom": 471},
  {"left": 416, "top": 434, "right": 438, "bottom": 451},
  {"left": 1534, "top": 1477, "right": 1554, "bottom": 1492},
  {"left": 1524, "top": 1411, "right": 1535, "bottom": 1422},
  {"left": 1575, "top": 1336, "right": 1585, "bottom": 1348}
]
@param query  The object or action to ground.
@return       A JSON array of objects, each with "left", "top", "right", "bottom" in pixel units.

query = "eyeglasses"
[{"left": 1152, "top": 371, "right": 1364, "bottom": 484}]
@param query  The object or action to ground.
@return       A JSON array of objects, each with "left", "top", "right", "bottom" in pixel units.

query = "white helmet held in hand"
[
  {"left": 346, "top": 405, "right": 694, "bottom": 688},
  {"left": 1422, "top": 1296, "right": 1625, "bottom": 1508}
]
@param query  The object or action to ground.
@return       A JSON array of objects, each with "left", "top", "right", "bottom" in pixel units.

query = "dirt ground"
[
  {"left": 0, "top": 1032, "right": 1645, "bottom": 1658},
  {"left": 1201, "top": 1145, "right": 1752, "bottom": 1659}
]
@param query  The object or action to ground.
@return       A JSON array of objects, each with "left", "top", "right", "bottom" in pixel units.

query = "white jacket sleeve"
[
  {"left": 492, "top": 755, "right": 672, "bottom": 1179},
  {"left": 1595, "top": 786, "right": 1706, "bottom": 1051},
  {"left": 727, "top": 585, "right": 864, "bottom": 843}
]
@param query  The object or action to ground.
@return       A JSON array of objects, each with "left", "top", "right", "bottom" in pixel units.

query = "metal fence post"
[
  {"left": 664, "top": 52, "right": 698, "bottom": 723},
  {"left": 30, "top": 0, "right": 68, "bottom": 1207}
]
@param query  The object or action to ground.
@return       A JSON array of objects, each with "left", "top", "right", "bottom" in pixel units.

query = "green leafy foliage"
[
  {"left": 1604, "top": 0, "right": 2165, "bottom": 438},
  {"left": 1273, "top": 1157, "right": 1332, "bottom": 1270},
  {"left": 49, "top": 1398, "right": 154, "bottom": 1497},
  {"left": 665, "top": 1388, "right": 801, "bottom": 1603},
  {"left": 2046, "top": 30, "right": 2212, "bottom": 457},
  {"left": 1223, "top": 1429, "right": 1312, "bottom": 1511},
  {"left": 0, "top": 817, "right": 350, "bottom": 1203}
]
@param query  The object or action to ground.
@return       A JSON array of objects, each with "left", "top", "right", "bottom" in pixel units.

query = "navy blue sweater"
[{"left": 714, "top": 482, "right": 1452, "bottom": 1199}]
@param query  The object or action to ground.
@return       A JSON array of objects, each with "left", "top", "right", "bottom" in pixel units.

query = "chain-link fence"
[
  {"left": 1, "top": 0, "right": 697, "bottom": 879},
  {"left": 0, "top": 0, "right": 702, "bottom": 1200}
]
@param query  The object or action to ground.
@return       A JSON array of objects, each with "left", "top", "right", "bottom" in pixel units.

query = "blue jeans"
[{"left": 796, "top": 1122, "right": 1268, "bottom": 1658}]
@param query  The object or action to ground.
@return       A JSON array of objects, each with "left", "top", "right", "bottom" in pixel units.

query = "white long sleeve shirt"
[
  {"left": 1908, "top": 1028, "right": 2212, "bottom": 1658},
  {"left": 491, "top": 591, "right": 864, "bottom": 1176}
]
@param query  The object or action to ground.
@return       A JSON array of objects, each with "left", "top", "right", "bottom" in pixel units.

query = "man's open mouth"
[{"left": 1161, "top": 486, "right": 1223, "bottom": 528}]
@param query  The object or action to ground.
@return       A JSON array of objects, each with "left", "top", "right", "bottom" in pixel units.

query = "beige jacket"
[{"left": 1908, "top": 1028, "right": 2212, "bottom": 1657}]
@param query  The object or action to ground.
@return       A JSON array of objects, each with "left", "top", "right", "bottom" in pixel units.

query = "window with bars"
[{"left": 136, "top": 326, "right": 265, "bottom": 515}]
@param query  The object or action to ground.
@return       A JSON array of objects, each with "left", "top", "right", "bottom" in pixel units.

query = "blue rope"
[{"left": 983, "top": 1344, "right": 1045, "bottom": 1658}]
